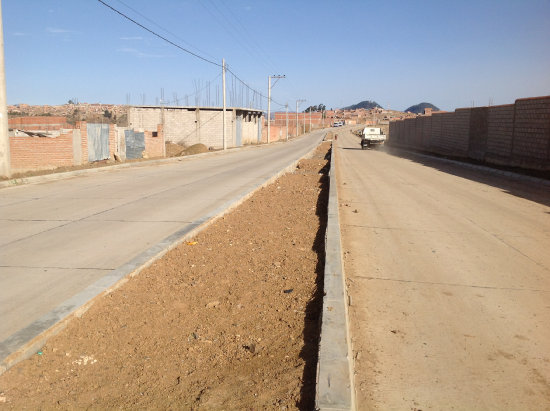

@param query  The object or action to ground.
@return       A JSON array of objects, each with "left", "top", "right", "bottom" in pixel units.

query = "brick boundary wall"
[
  {"left": 10, "top": 120, "right": 166, "bottom": 173},
  {"left": 144, "top": 124, "right": 165, "bottom": 158},
  {"left": 8, "top": 116, "right": 72, "bottom": 131},
  {"left": 10, "top": 132, "right": 75, "bottom": 173},
  {"left": 388, "top": 96, "right": 550, "bottom": 171}
]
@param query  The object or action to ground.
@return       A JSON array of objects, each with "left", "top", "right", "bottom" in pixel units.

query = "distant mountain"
[
  {"left": 342, "top": 100, "right": 383, "bottom": 110},
  {"left": 404, "top": 102, "right": 440, "bottom": 114}
]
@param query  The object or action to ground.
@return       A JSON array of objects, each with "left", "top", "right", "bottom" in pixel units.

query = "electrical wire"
[
  {"left": 98, "top": 0, "right": 287, "bottom": 110},
  {"left": 214, "top": 0, "right": 279, "bottom": 74},
  {"left": 97, "top": 0, "right": 221, "bottom": 67},
  {"left": 113, "top": 0, "right": 219, "bottom": 62}
]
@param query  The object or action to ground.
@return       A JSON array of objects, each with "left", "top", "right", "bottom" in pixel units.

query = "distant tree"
[
  {"left": 68, "top": 99, "right": 76, "bottom": 105},
  {"left": 305, "top": 104, "right": 327, "bottom": 113},
  {"left": 103, "top": 109, "right": 112, "bottom": 119}
]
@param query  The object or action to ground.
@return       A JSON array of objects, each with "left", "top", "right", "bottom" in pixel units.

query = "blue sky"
[{"left": 3, "top": 0, "right": 550, "bottom": 111}]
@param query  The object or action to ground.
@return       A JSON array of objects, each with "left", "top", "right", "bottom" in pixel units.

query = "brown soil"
[{"left": 0, "top": 142, "right": 331, "bottom": 409}]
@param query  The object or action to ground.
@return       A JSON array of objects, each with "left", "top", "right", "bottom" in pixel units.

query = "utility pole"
[
  {"left": 0, "top": 0, "right": 10, "bottom": 178},
  {"left": 296, "top": 99, "right": 305, "bottom": 137},
  {"left": 309, "top": 109, "right": 312, "bottom": 132},
  {"left": 222, "top": 58, "right": 226, "bottom": 150},
  {"left": 267, "top": 76, "right": 270, "bottom": 144},
  {"left": 285, "top": 103, "right": 289, "bottom": 141},
  {"left": 267, "top": 74, "right": 285, "bottom": 144}
]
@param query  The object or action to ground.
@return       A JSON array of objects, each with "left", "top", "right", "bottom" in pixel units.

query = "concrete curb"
[
  {"left": 0, "top": 135, "right": 324, "bottom": 375},
  {"left": 316, "top": 140, "right": 355, "bottom": 410},
  {"left": 388, "top": 145, "right": 550, "bottom": 188},
  {"left": 0, "top": 137, "right": 302, "bottom": 189}
]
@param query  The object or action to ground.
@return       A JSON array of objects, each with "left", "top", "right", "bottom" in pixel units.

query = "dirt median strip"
[{"left": 0, "top": 142, "right": 332, "bottom": 409}]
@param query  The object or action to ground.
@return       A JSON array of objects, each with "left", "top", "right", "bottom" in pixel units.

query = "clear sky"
[{"left": 3, "top": 0, "right": 550, "bottom": 112}]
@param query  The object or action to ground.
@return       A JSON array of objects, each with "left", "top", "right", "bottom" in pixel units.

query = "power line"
[
  {"left": 113, "top": 0, "right": 219, "bottom": 62},
  {"left": 98, "top": 0, "right": 287, "bottom": 109},
  {"left": 97, "top": 0, "right": 221, "bottom": 67},
  {"left": 202, "top": 0, "right": 276, "bottom": 74},
  {"left": 226, "top": 67, "right": 285, "bottom": 107},
  {"left": 214, "top": 0, "right": 279, "bottom": 74}
]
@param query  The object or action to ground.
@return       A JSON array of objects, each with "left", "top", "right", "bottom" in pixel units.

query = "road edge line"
[
  {"left": 0, "top": 136, "right": 323, "bottom": 375},
  {"left": 316, "top": 140, "right": 355, "bottom": 411}
]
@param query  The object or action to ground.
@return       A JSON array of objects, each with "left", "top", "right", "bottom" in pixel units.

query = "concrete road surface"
[
  {"left": 336, "top": 129, "right": 550, "bottom": 409},
  {"left": 0, "top": 132, "right": 324, "bottom": 349}
]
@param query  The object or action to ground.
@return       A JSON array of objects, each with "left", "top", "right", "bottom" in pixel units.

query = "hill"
[
  {"left": 404, "top": 102, "right": 440, "bottom": 114},
  {"left": 342, "top": 100, "right": 383, "bottom": 110}
]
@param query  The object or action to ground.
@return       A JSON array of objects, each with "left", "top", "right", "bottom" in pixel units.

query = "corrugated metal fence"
[
  {"left": 125, "top": 130, "right": 145, "bottom": 159},
  {"left": 87, "top": 123, "right": 110, "bottom": 162}
]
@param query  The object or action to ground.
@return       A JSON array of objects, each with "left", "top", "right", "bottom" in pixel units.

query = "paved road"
[
  {"left": 0, "top": 132, "right": 324, "bottom": 346},
  {"left": 336, "top": 129, "right": 550, "bottom": 409}
]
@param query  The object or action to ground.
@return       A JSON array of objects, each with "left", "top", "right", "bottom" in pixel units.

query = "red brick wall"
[
  {"left": 10, "top": 133, "right": 74, "bottom": 173},
  {"left": 388, "top": 96, "right": 550, "bottom": 171},
  {"left": 78, "top": 121, "right": 88, "bottom": 163},
  {"left": 9, "top": 121, "right": 174, "bottom": 173},
  {"left": 108, "top": 124, "right": 116, "bottom": 158},
  {"left": 261, "top": 124, "right": 285, "bottom": 143},
  {"left": 486, "top": 104, "right": 515, "bottom": 164},
  {"left": 422, "top": 115, "right": 432, "bottom": 149},
  {"left": 511, "top": 97, "right": 550, "bottom": 165},
  {"left": 9, "top": 116, "right": 72, "bottom": 131},
  {"left": 144, "top": 124, "right": 165, "bottom": 158}
]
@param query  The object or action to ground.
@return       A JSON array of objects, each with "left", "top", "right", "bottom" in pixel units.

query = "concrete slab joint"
[{"left": 316, "top": 139, "right": 355, "bottom": 411}]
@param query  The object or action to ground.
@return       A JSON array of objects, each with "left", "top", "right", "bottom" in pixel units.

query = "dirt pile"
[
  {"left": 184, "top": 143, "right": 209, "bottom": 156},
  {"left": 165, "top": 143, "right": 210, "bottom": 158},
  {"left": 0, "top": 142, "right": 331, "bottom": 409},
  {"left": 165, "top": 142, "right": 186, "bottom": 157}
]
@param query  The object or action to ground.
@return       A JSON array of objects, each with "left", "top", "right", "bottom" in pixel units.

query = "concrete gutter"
[
  {"left": 0, "top": 135, "right": 323, "bottom": 375},
  {"left": 316, "top": 140, "right": 355, "bottom": 410}
]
